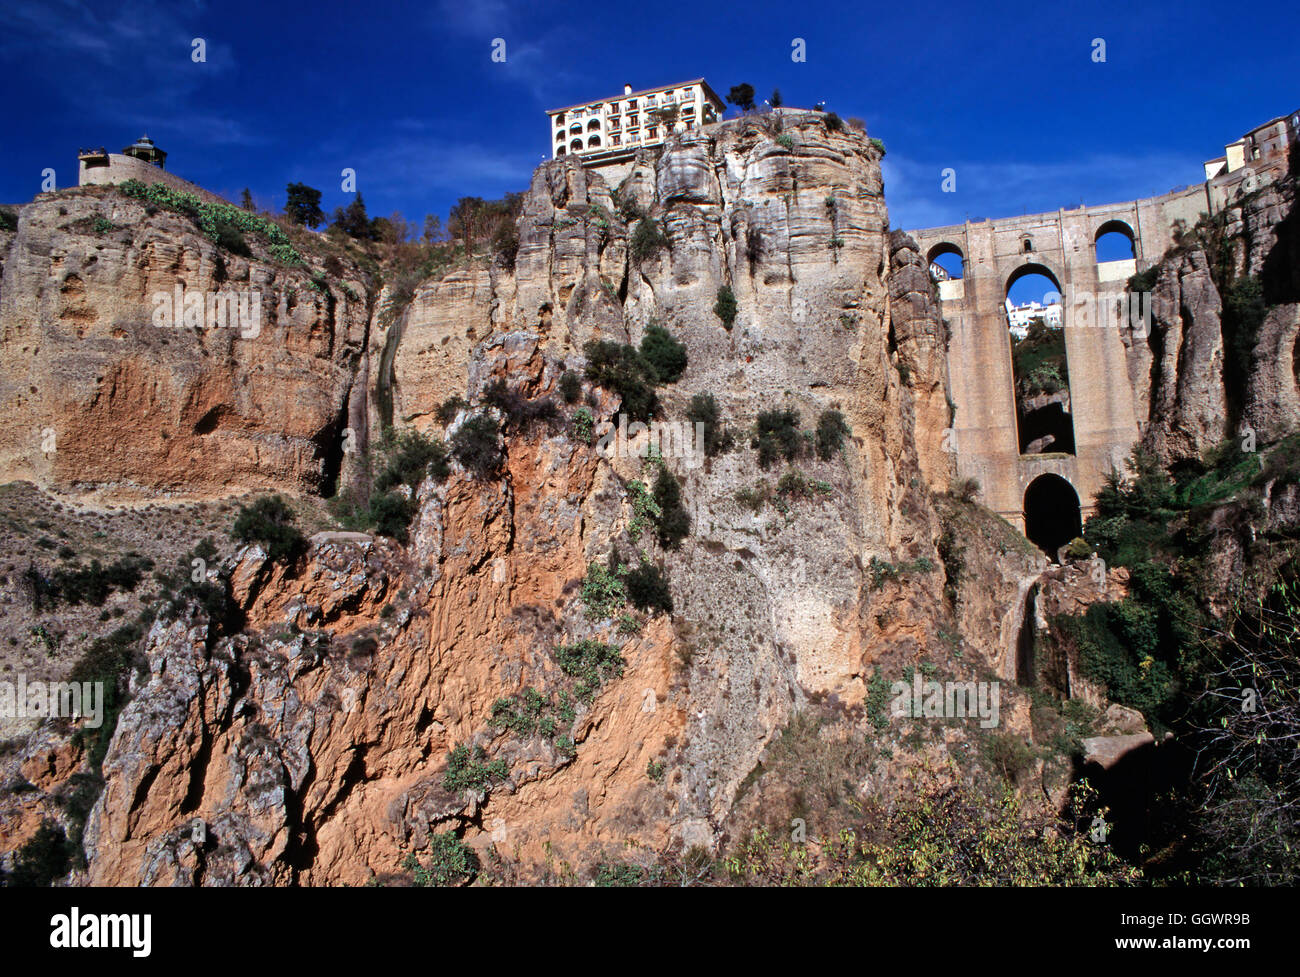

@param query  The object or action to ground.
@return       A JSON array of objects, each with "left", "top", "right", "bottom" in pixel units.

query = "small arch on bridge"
[
  {"left": 1095, "top": 219, "right": 1137, "bottom": 262},
  {"left": 926, "top": 242, "right": 965, "bottom": 280},
  {"left": 1006, "top": 262, "right": 1061, "bottom": 298},
  {"left": 1024, "top": 474, "right": 1083, "bottom": 560}
]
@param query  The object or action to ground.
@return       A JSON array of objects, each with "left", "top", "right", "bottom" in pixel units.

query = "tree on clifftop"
[
  {"left": 284, "top": 182, "right": 325, "bottom": 228},
  {"left": 331, "top": 192, "right": 376, "bottom": 240},
  {"left": 726, "top": 83, "right": 756, "bottom": 114}
]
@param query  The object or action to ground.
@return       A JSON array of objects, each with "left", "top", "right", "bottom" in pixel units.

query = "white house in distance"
[
  {"left": 547, "top": 79, "right": 726, "bottom": 171},
  {"left": 1005, "top": 297, "right": 1062, "bottom": 338}
]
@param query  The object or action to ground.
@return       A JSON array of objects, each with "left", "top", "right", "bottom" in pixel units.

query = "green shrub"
[
  {"left": 0, "top": 208, "right": 17, "bottom": 232},
  {"left": 573, "top": 406, "right": 595, "bottom": 444},
  {"left": 754, "top": 408, "right": 802, "bottom": 468},
  {"left": 366, "top": 492, "right": 416, "bottom": 542},
  {"left": 869, "top": 137, "right": 886, "bottom": 156},
  {"left": 776, "top": 134, "right": 795, "bottom": 150},
  {"left": 450, "top": 413, "right": 503, "bottom": 477},
  {"left": 583, "top": 340, "right": 658, "bottom": 422},
  {"left": 639, "top": 324, "right": 688, "bottom": 384},
  {"left": 652, "top": 468, "right": 690, "bottom": 549},
  {"left": 581, "top": 561, "right": 627, "bottom": 619},
  {"left": 630, "top": 218, "right": 669, "bottom": 262},
  {"left": 442, "top": 743, "right": 508, "bottom": 793},
  {"left": 375, "top": 429, "right": 450, "bottom": 493},
  {"left": 815, "top": 410, "right": 850, "bottom": 461},
  {"left": 823, "top": 112, "right": 844, "bottom": 132},
  {"left": 1063, "top": 537, "right": 1093, "bottom": 560},
  {"left": 404, "top": 832, "right": 479, "bottom": 886},
  {"left": 117, "top": 178, "right": 304, "bottom": 265},
  {"left": 553, "top": 639, "right": 625, "bottom": 699},
  {"left": 687, "top": 392, "right": 733, "bottom": 457},
  {"left": 231, "top": 495, "right": 306, "bottom": 563},
  {"left": 559, "top": 370, "right": 582, "bottom": 403},
  {"left": 713, "top": 286, "right": 738, "bottom": 330}
]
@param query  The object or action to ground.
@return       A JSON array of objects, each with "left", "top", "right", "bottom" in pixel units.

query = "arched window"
[
  {"left": 570, "top": 138, "right": 583, "bottom": 151},
  {"left": 587, "top": 134, "right": 601, "bottom": 148},
  {"left": 1022, "top": 238, "right": 1033, "bottom": 254},
  {"left": 587, "top": 119, "right": 601, "bottom": 132},
  {"left": 1095, "top": 220, "right": 1137, "bottom": 262}
]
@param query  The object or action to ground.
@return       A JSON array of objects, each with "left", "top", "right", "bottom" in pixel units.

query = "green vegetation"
[
  {"left": 815, "top": 409, "right": 850, "bottom": 461},
  {"left": 754, "top": 408, "right": 804, "bottom": 468},
  {"left": 558, "top": 370, "right": 582, "bottom": 404},
  {"left": 687, "top": 393, "right": 734, "bottom": 457},
  {"left": 580, "top": 561, "right": 627, "bottom": 620},
  {"left": 404, "top": 832, "right": 479, "bottom": 886},
  {"left": 582, "top": 339, "right": 669, "bottom": 423},
  {"left": 630, "top": 218, "right": 669, "bottom": 262},
  {"left": 573, "top": 407, "right": 595, "bottom": 444},
  {"left": 868, "top": 555, "right": 934, "bottom": 590},
  {"left": 1011, "top": 317, "right": 1069, "bottom": 398},
  {"left": 450, "top": 413, "right": 503, "bottom": 477},
  {"left": 436, "top": 395, "right": 468, "bottom": 426},
  {"left": 869, "top": 137, "right": 886, "bottom": 156},
  {"left": 713, "top": 285, "right": 738, "bottom": 330},
  {"left": 442, "top": 743, "right": 508, "bottom": 793},
  {"left": 0, "top": 208, "right": 17, "bottom": 232},
  {"left": 823, "top": 112, "right": 844, "bottom": 132},
  {"left": 118, "top": 178, "right": 303, "bottom": 265},
  {"left": 284, "top": 182, "right": 326, "bottom": 229},
  {"left": 776, "top": 134, "right": 794, "bottom": 151},
  {"left": 553, "top": 638, "right": 625, "bottom": 700},
  {"left": 231, "top": 495, "right": 306, "bottom": 563},
  {"left": 639, "top": 324, "right": 688, "bottom": 384}
]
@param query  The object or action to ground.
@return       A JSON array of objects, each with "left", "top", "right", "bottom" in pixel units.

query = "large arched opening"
[
  {"left": 1024, "top": 474, "right": 1082, "bottom": 559},
  {"left": 1095, "top": 220, "right": 1137, "bottom": 262},
  {"left": 926, "top": 242, "right": 965, "bottom": 281},
  {"left": 1006, "top": 263, "right": 1074, "bottom": 455}
]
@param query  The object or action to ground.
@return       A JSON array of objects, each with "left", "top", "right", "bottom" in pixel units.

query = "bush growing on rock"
[
  {"left": 623, "top": 558, "right": 673, "bottom": 615},
  {"left": 815, "top": 410, "right": 850, "bottom": 461},
  {"left": 754, "top": 409, "right": 803, "bottom": 468},
  {"left": 404, "top": 833, "right": 479, "bottom": 887},
  {"left": 713, "top": 285, "right": 738, "bottom": 330},
  {"left": 583, "top": 340, "right": 659, "bottom": 422},
  {"left": 639, "top": 324, "right": 688, "bottom": 384},
  {"left": 450, "top": 413, "right": 503, "bottom": 477},
  {"left": 630, "top": 218, "right": 669, "bottom": 262},
  {"left": 559, "top": 370, "right": 582, "bottom": 404},
  {"left": 231, "top": 495, "right": 306, "bottom": 563}
]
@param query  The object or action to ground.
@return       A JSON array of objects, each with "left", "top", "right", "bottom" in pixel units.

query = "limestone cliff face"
[
  {"left": 4, "top": 116, "right": 1080, "bottom": 885},
  {"left": 0, "top": 186, "right": 371, "bottom": 497},
  {"left": 1126, "top": 170, "right": 1300, "bottom": 462},
  {"left": 59, "top": 116, "right": 1051, "bottom": 884}
]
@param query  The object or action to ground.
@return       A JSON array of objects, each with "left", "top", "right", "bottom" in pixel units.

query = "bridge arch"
[
  {"left": 1095, "top": 219, "right": 1137, "bottom": 261},
  {"left": 926, "top": 241, "right": 965, "bottom": 280},
  {"left": 1024, "top": 473, "right": 1082, "bottom": 559},
  {"left": 1005, "top": 262, "right": 1063, "bottom": 298}
]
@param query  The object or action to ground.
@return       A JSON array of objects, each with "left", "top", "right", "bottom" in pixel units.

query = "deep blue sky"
[{"left": 2, "top": 0, "right": 1296, "bottom": 234}]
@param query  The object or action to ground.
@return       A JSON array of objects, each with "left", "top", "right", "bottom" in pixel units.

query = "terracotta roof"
[{"left": 547, "top": 79, "right": 725, "bottom": 115}]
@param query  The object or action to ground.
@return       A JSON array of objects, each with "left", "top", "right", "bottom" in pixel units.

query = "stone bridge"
[{"left": 908, "top": 161, "right": 1272, "bottom": 554}]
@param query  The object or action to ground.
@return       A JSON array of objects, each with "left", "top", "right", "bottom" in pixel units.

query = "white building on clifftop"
[{"left": 547, "top": 79, "right": 725, "bottom": 170}]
